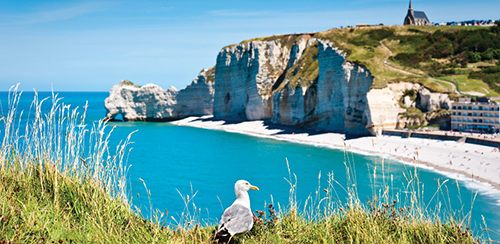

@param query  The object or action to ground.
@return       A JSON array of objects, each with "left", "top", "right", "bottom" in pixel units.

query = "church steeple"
[{"left": 404, "top": 0, "right": 430, "bottom": 26}]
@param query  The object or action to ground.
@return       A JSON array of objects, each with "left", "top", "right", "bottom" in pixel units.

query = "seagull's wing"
[{"left": 217, "top": 203, "right": 253, "bottom": 236}]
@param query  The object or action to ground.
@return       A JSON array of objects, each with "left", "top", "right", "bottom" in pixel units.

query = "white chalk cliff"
[
  {"left": 213, "top": 36, "right": 451, "bottom": 135},
  {"left": 105, "top": 34, "right": 451, "bottom": 135},
  {"left": 104, "top": 69, "right": 214, "bottom": 121}
]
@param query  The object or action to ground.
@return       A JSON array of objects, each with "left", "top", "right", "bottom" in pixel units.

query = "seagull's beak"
[{"left": 250, "top": 185, "right": 259, "bottom": 191}]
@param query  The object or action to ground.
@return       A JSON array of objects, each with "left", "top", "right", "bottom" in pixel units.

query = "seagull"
[{"left": 216, "top": 180, "right": 259, "bottom": 243}]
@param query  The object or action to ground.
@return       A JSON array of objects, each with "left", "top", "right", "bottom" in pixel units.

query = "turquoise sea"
[{"left": 1, "top": 91, "right": 500, "bottom": 239}]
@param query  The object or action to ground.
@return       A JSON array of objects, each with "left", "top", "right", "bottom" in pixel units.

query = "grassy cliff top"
[{"left": 226, "top": 25, "right": 500, "bottom": 97}]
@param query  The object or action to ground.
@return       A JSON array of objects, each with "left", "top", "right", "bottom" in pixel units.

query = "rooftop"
[{"left": 414, "top": 11, "right": 430, "bottom": 22}]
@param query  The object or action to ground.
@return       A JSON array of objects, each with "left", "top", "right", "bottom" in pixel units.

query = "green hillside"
[{"left": 238, "top": 24, "right": 500, "bottom": 98}]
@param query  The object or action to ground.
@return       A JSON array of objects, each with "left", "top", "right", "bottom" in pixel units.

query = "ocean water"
[{"left": 1, "top": 91, "right": 500, "bottom": 239}]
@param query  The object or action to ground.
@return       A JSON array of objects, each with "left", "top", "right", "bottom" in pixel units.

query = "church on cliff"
[{"left": 404, "top": 1, "right": 431, "bottom": 26}]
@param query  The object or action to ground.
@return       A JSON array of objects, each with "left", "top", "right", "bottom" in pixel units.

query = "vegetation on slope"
[
  {"left": 240, "top": 33, "right": 313, "bottom": 51},
  {"left": 119, "top": 79, "right": 141, "bottom": 88},
  {"left": 317, "top": 24, "right": 500, "bottom": 95},
  {"left": 203, "top": 66, "right": 216, "bottom": 83},
  {"left": 1, "top": 87, "right": 492, "bottom": 243},
  {"left": 227, "top": 24, "right": 500, "bottom": 96},
  {"left": 469, "top": 64, "right": 500, "bottom": 95},
  {"left": 284, "top": 41, "right": 319, "bottom": 89}
]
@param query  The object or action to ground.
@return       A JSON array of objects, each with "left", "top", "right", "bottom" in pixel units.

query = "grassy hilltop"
[{"left": 238, "top": 24, "right": 500, "bottom": 98}]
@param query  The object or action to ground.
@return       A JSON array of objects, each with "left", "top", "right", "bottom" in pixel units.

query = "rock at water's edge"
[{"left": 104, "top": 69, "right": 214, "bottom": 121}]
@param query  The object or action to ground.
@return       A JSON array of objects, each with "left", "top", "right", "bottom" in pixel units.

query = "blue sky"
[{"left": 1, "top": 0, "right": 499, "bottom": 91}]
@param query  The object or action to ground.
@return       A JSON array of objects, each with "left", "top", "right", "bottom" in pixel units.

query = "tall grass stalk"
[
  {"left": 0, "top": 85, "right": 176, "bottom": 243},
  {"left": 1, "top": 85, "right": 131, "bottom": 203},
  {"left": 247, "top": 149, "right": 486, "bottom": 243}
]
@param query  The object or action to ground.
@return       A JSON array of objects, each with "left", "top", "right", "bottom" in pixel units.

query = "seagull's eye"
[{"left": 246, "top": 183, "right": 249, "bottom": 185}]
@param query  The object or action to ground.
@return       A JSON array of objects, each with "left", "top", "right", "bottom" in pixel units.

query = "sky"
[{"left": 0, "top": 0, "right": 499, "bottom": 92}]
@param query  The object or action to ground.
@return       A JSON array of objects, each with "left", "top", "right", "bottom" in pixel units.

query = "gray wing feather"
[{"left": 218, "top": 204, "right": 253, "bottom": 236}]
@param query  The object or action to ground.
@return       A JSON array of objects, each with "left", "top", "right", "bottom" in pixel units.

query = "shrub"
[
  {"left": 391, "top": 52, "right": 428, "bottom": 68},
  {"left": 425, "top": 41, "right": 454, "bottom": 58},
  {"left": 493, "top": 49, "right": 500, "bottom": 59},
  {"left": 481, "top": 49, "right": 495, "bottom": 60},
  {"left": 442, "top": 69, "right": 456, "bottom": 75},
  {"left": 468, "top": 52, "right": 482, "bottom": 63}
]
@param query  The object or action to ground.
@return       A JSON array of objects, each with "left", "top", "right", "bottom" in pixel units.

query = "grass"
[
  {"left": 119, "top": 80, "right": 141, "bottom": 88},
  {"left": 437, "top": 75, "right": 500, "bottom": 97},
  {"left": 316, "top": 25, "right": 498, "bottom": 94},
  {"left": 0, "top": 86, "right": 173, "bottom": 243},
  {"left": 241, "top": 156, "right": 490, "bottom": 243},
  {"left": 203, "top": 66, "right": 216, "bottom": 83},
  {"left": 0, "top": 86, "right": 494, "bottom": 243},
  {"left": 315, "top": 26, "right": 410, "bottom": 88}
]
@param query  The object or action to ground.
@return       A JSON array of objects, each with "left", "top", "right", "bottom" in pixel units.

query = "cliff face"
[
  {"left": 174, "top": 69, "right": 215, "bottom": 118},
  {"left": 104, "top": 69, "right": 214, "bottom": 121},
  {"left": 213, "top": 36, "right": 451, "bottom": 135},
  {"left": 213, "top": 37, "right": 310, "bottom": 120},
  {"left": 213, "top": 38, "right": 378, "bottom": 135},
  {"left": 271, "top": 41, "right": 373, "bottom": 135},
  {"left": 105, "top": 33, "right": 452, "bottom": 135}
]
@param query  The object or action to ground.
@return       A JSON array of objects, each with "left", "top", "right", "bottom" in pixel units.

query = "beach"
[{"left": 172, "top": 115, "right": 500, "bottom": 192}]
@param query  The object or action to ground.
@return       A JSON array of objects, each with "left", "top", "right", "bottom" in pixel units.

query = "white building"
[{"left": 451, "top": 97, "right": 500, "bottom": 133}]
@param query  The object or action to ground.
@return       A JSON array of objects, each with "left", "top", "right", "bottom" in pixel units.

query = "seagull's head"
[{"left": 235, "top": 180, "right": 259, "bottom": 194}]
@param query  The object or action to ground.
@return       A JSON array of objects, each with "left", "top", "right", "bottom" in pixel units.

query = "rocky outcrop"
[
  {"left": 104, "top": 69, "right": 214, "bottom": 121},
  {"left": 366, "top": 82, "right": 452, "bottom": 133},
  {"left": 104, "top": 81, "right": 178, "bottom": 121}
]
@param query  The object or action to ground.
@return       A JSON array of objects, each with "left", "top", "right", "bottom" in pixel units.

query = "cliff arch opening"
[{"left": 114, "top": 113, "right": 124, "bottom": 121}]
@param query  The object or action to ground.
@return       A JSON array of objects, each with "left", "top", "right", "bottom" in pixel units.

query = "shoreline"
[{"left": 172, "top": 116, "right": 500, "bottom": 193}]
